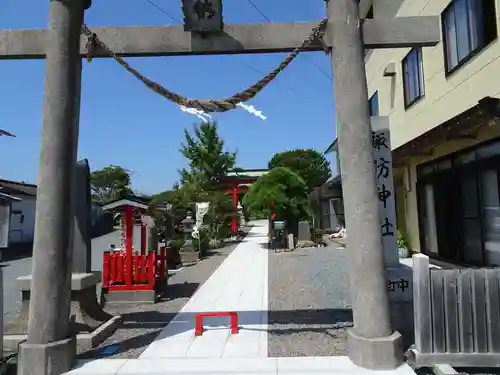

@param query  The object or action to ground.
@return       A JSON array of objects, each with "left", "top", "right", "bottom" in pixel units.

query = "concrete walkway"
[
  {"left": 66, "top": 357, "right": 417, "bottom": 374},
  {"left": 139, "top": 220, "right": 269, "bottom": 359}
]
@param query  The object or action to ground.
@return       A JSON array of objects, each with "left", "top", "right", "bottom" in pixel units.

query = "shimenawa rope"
[{"left": 81, "top": 20, "right": 329, "bottom": 113}]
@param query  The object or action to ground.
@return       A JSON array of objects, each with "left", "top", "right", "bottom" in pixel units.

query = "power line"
[
  {"left": 237, "top": 58, "right": 315, "bottom": 101},
  {"left": 244, "top": 0, "right": 333, "bottom": 81},
  {"left": 246, "top": 0, "right": 271, "bottom": 22},
  {"left": 142, "top": 0, "right": 181, "bottom": 23}
]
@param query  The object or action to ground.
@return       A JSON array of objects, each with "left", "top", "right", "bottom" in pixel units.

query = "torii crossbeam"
[{"left": 2, "top": 1, "right": 440, "bottom": 374}]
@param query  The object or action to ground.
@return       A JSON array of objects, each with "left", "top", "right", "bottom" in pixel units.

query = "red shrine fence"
[{"left": 102, "top": 247, "right": 167, "bottom": 291}]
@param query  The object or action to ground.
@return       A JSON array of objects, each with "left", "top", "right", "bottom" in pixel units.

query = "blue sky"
[{"left": 0, "top": 0, "right": 337, "bottom": 194}]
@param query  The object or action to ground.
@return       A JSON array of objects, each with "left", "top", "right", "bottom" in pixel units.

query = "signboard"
[{"left": 182, "top": 0, "right": 223, "bottom": 33}]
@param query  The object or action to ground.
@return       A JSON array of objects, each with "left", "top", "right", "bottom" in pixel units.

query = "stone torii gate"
[{"left": 0, "top": 0, "right": 440, "bottom": 374}]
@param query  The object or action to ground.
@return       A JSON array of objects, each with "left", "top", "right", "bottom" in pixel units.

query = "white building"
[{"left": 0, "top": 179, "right": 37, "bottom": 245}]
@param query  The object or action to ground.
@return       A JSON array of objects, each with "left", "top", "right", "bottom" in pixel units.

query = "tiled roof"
[{"left": 0, "top": 179, "right": 37, "bottom": 196}]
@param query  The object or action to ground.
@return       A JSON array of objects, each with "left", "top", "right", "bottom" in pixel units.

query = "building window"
[
  {"left": 442, "top": 0, "right": 497, "bottom": 74},
  {"left": 369, "top": 91, "right": 379, "bottom": 116},
  {"left": 402, "top": 48, "right": 425, "bottom": 108}
]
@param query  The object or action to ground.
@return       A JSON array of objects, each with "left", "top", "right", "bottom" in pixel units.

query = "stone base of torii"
[{"left": 0, "top": 0, "right": 440, "bottom": 374}]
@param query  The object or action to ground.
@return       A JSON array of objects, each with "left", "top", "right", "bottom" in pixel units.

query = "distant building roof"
[
  {"left": 102, "top": 196, "right": 150, "bottom": 212},
  {"left": 219, "top": 168, "right": 268, "bottom": 183},
  {"left": 226, "top": 168, "right": 268, "bottom": 178},
  {"left": 0, "top": 179, "right": 37, "bottom": 197}
]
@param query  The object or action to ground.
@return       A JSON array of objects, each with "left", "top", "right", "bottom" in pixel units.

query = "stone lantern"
[
  {"left": 179, "top": 210, "right": 198, "bottom": 266},
  {"left": 237, "top": 202, "right": 245, "bottom": 229}
]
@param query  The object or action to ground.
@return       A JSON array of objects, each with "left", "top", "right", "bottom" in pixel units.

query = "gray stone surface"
[
  {"left": 348, "top": 329, "right": 404, "bottom": 370},
  {"left": 17, "top": 273, "right": 99, "bottom": 292},
  {"left": 267, "top": 243, "right": 352, "bottom": 357},
  {"left": 17, "top": 337, "right": 76, "bottom": 375},
  {"left": 0, "top": 18, "right": 441, "bottom": 59},
  {"left": 297, "top": 221, "right": 310, "bottom": 242},
  {"left": 72, "top": 159, "right": 92, "bottom": 274}
]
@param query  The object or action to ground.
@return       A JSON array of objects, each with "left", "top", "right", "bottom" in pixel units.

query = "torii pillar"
[
  {"left": 17, "top": 1, "right": 90, "bottom": 375},
  {"left": 326, "top": 0, "right": 402, "bottom": 369}
]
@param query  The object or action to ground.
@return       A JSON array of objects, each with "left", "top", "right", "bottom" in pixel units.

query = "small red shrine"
[
  {"left": 218, "top": 169, "right": 268, "bottom": 233},
  {"left": 101, "top": 196, "right": 167, "bottom": 304}
]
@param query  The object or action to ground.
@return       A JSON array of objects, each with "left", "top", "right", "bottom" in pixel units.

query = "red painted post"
[
  {"left": 124, "top": 205, "right": 134, "bottom": 287},
  {"left": 195, "top": 314, "right": 203, "bottom": 336},
  {"left": 147, "top": 252, "right": 156, "bottom": 288},
  {"left": 110, "top": 253, "right": 117, "bottom": 283},
  {"left": 140, "top": 222, "right": 147, "bottom": 255},
  {"left": 230, "top": 312, "right": 239, "bottom": 334},
  {"left": 232, "top": 184, "right": 238, "bottom": 233},
  {"left": 103, "top": 253, "right": 110, "bottom": 287},
  {"left": 116, "top": 254, "right": 124, "bottom": 283},
  {"left": 133, "top": 255, "right": 140, "bottom": 283}
]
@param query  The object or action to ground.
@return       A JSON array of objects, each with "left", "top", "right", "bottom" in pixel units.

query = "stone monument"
[{"left": 296, "top": 220, "right": 316, "bottom": 248}]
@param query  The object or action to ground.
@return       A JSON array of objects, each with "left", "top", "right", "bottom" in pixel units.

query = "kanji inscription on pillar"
[
  {"left": 371, "top": 118, "right": 399, "bottom": 267},
  {"left": 371, "top": 117, "right": 413, "bottom": 302},
  {"left": 182, "top": 0, "right": 223, "bottom": 33}
]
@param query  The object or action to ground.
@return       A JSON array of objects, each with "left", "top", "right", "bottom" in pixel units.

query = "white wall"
[
  {"left": 0, "top": 203, "right": 10, "bottom": 248},
  {"left": 8, "top": 197, "right": 36, "bottom": 244}
]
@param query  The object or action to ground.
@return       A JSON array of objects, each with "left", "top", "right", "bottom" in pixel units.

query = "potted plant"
[{"left": 397, "top": 230, "right": 410, "bottom": 258}]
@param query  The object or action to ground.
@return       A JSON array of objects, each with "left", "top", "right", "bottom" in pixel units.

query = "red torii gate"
[{"left": 218, "top": 169, "right": 268, "bottom": 233}]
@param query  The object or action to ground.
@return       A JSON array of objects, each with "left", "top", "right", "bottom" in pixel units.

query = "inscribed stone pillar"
[
  {"left": 298, "top": 221, "right": 311, "bottom": 242},
  {"left": 371, "top": 116, "right": 414, "bottom": 348},
  {"left": 326, "top": 0, "right": 403, "bottom": 369},
  {"left": 72, "top": 159, "right": 92, "bottom": 273}
]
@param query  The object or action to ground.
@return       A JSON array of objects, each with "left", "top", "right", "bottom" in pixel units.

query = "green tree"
[
  {"left": 243, "top": 167, "right": 311, "bottom": 234},
  {"left": 268, "top": 149, "right": 331, "bottom": 192},
  {"left": 180, "top": 121, "right": 236, "bottom": 186},
  {"left": 90, "top": 165, "right": 133, "bottom": 203}
]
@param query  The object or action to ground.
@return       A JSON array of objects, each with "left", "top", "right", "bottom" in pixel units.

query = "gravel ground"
[
  {"left": 267, "top": 242, "right": 353, "bottom": 357},
  {"left": 77, "top": 235, "right": 247, "bottom": 360}
]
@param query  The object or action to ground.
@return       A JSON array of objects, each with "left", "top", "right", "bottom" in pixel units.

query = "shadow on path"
[{"left": 80, "top": 308, "right": 352, "bottom": 359}]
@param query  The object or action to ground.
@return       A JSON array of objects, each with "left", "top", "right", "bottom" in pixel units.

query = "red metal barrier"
[
  {"left": 194, "top": 312, "right": 239, "bottom": 336},
  {"left": 102, "top": 251, "right": 160, "bottom": 291}
]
